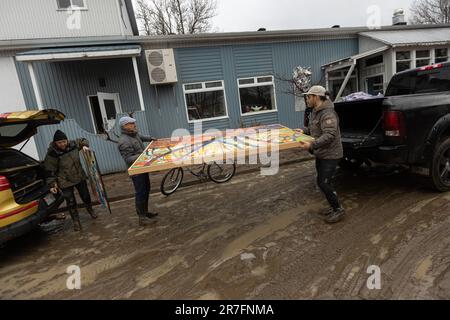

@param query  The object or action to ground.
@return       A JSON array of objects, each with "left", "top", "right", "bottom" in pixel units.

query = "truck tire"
[
  {"left": 339, "top": 157, "right": 363, "bottom": 171},
  {"left": 429, "top": 137, "right": 450, "bottom": 192}
]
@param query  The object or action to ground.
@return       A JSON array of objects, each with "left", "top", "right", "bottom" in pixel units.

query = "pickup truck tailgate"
[{"left": 335, "top": 97, "right": 385, "bottom": 148}]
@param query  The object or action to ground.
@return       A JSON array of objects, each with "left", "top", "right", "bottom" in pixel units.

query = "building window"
[
  {"left": 183, "top": 80, "right": 227, "bottom": 122},
  {"left": 366, "top": 75, "right": 384, "bottom": 95},
  {"left": 365, "top": 55, "right": 383, "bottom": 67},
  {"left": 416, "top": 50, "right": 431, "bottom": 67},
  {"left": 396, "top": 51, "right": 412, "bottom": 72},
  {"left": 57, "top": 0, "right": 87, "bottom": 10},
  {"left": 435, "top": 48, "right": 449, "bottom": 63},
  {"left": 238, "top": 76, "right": 277, "bottom": 115},
  {"left": 327, "top": 68, "right": 358, "bottom": 100}
]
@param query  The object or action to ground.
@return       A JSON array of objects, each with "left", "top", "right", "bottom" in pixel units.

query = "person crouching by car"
[
  {"left": 117, "top": 116, "right": 159, "bottom": 227},
  {"left": 44, "top": 130, "right": 97, "bottom": 232},
  {"left": 297, "top": 86, "right": 345, "bottom": 224}
]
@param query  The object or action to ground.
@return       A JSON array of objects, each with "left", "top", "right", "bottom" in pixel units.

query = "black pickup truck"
[{"left": 333, "top": 62, "right": 450, "bottom": 192}]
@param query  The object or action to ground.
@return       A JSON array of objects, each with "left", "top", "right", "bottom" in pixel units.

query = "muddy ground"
[{"left": 0, "top": 160, "right": 449, "bottom": 299}]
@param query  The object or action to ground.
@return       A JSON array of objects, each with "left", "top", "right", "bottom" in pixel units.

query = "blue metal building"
[{"left": 4, "top": 24, "right": 450, "bottom": 174}]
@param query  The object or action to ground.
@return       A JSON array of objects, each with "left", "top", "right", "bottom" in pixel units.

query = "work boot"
[
  {"left": 139, "top": 216, "right": 155, "bottom": 226},
  {"left": 325, "top": 207, "right": 346, "bottom": 224},
  {"left": 143, "top": 199, "right": 159, "bottom": 219},
  {"left": 136, "top": 201, "right": 157, "bottom": 226},
  {"left": 86, "top": 205, "right": 98, "bottom": 219},
  {"left": 319, "top": 207, "right": 334, "bottom": 217},
  {"left": 69, "top": 208, "right": 82, "bottom": 232}
]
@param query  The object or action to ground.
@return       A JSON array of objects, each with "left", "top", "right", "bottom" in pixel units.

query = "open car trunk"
[
  {"left": 0, "top": 110, "right": 65, "bottom": 206},
  {"left": 0, "top": 149, "right": 49, "bottom": 204},
  {"left": 334, "top": 97, "right": 385, "bottom": 149}
]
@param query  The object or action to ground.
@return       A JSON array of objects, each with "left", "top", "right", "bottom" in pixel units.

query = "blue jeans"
[{"left": 131, "top": 173, "right": 150, "bottom": 203}]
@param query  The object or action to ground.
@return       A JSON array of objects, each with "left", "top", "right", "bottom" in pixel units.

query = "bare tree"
[
  {"left": 135, "top": 0, "right": 153, "bottom": 35},
  {"left": 410, "top": 0, "right": 450, "bottom": 24},
  {"left": 134, "top": 0, "right": 217, "bottom": 35}
]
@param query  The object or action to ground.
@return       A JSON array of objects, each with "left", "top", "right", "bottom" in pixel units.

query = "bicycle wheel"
[
  {"left": 207, "top": 162, "right": 236, "bottom": 184},
  {"left": 161, "top": 168, "right": 184, "bottom": 196}
]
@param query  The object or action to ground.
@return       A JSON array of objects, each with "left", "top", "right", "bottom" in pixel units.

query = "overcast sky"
[
  {"left": 212, "top": 0, "right": 416, "bottom": 32},
  {"left": 132, "top": 0, "right": 418, "bottom": 33}
]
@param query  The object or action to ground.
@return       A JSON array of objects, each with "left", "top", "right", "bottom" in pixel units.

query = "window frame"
[
  {"left": 326, "top": 67, "right": 359, "bottom": 99},
  {"left": 435, "top": 47, "right": 449, "bottom": 63},
  {"left": 182, "top": 80, "right": 229, "bottom": 123},
  {"left": 394, "top": 47, "right": 450, "bottom": 74},
  {"left": 395, "top": 50, "right": 412, "bottom": 73},
  {"left": 365, "top": 74, "right": 385, "bottom": 95},
  {"left": 56, "top": 0, "right": 88, "bottom": 11},
  {"left": 365, "top": 54, "right": 384, "bottom": 68},
  {"left": 415, "top": 49, "right": 431, "bottom": 68},
  {"left": 237, "top": 75, "right": 278, "bottom": 117}
]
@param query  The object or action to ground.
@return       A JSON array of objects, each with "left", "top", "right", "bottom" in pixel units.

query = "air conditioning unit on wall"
[{"left": 145, "top": 49, "right": 178, "bottom": 85}]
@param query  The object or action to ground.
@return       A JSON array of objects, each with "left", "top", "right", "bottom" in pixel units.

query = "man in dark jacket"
[
  {"left": 298, "top": 86, "right": 345, "bottom": 224},
  {"left": 117, "top": 116, "right": 158, "bottom": 226},
  {"left": 44, "top": 130, "right": 97, "bottom": 231}
]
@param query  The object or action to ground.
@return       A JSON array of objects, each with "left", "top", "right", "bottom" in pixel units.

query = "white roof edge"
[
  {"left": 15, "top": 48, "right": 141, "bottom": 62},
  {"left": 322, "top": 45, "right": 390, "bottom": 69}
]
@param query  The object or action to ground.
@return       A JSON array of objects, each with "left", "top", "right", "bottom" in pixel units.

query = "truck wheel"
[
  {"left": 339, "top": 157, "right": 363, "bottom": 171},
  {"left": 429, "top": 137, "right": 450, "bottom": 192}
]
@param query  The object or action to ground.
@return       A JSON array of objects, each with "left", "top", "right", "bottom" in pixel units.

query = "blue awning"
[{"left": 16, "top": 45, "right": 141, "bottom": 62}]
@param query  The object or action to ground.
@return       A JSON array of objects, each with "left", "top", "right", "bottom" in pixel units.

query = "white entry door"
[{"left": 97, "top": 92, "right": 122, "bottom": 131}]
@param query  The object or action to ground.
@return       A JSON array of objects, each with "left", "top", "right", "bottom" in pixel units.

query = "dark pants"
[
  {"left": 315, "top": 158, "right": 341, "bottom": 210},
  {"left": 131, "top": 173, "right": 151, "bottom": 205},
  {"left": 61, "top": 180, "right": 92, "bottom": 210}
]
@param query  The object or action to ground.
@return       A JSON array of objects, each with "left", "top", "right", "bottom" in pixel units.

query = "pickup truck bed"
[{"left": 333, "top": 62, "right": 450, "bottom": 191}]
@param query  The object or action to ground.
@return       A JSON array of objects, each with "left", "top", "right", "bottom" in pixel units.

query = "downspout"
[
  {"left": 27, "top": 62, "right": 44, "bottom": 110},
  {"left": 115, "top": 0, "right": 126, "bottom": 36}
]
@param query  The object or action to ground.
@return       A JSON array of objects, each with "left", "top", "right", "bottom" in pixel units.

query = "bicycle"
[{"left": 160, "top": 161, "right": 236, "bottom": 196}]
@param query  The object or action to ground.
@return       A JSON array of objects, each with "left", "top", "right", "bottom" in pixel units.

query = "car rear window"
[
  {"left": 0, "top": 149, "right": 37, "bottom": 170},
  {"left": 386, "top": 66, "right": 450, "bottom": 96},
  {"left": 0, "top": 123, "right": 27, "bottom": 137}
]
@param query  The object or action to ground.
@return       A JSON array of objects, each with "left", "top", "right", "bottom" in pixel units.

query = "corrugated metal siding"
[
  {"left": 273, "top": 38, "right": 358, "bottom": 129},
  {"left": 0, "top": 0, "right": 125, "bottom": 40},
  {"left": 359, "top": 36, "right": 386, "bottom": 52},
  {"left": 175, "top": 47, "right": 231, "bottom": 134},
  {"left": 177, "top": 47, "right": 224, "bottom": 82},
  {"left": 234, "top": 44, "right": 274, "bottom": 78},
  {"left": 240, "top": 113, "right": 279, "bottom": 127},
  {"left": 16, "top": 58, "right": 142, "bottom": 133}
]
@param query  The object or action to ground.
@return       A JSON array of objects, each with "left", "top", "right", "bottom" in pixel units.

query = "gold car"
[{"left": 0, "top": 110, "right": 65, "bottom": 245}]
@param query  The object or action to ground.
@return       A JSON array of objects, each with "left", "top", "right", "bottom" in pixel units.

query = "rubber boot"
[
  {"left": 143, "top": 198, "right": 158, "bottom": 219},
  {"left": 136, "top": 200, "right": 153, "bottom": 226},
  {"left": 86, "top": 205, "right": 98, "bottom": 219},
  {"left": 69, "top": 208, "right": 82, "bottom": 232}
]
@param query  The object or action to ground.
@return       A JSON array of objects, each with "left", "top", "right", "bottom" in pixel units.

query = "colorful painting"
[
  {"left": 82, "top": 149, "right": 112, "bottom": 214},
  {"left": 128, "top": 124, "right": 314, "bottom": 175}
]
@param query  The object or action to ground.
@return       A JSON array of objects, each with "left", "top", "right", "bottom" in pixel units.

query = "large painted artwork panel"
[{"left": 128, "top": 124, "right": 314, "bottom": 175}]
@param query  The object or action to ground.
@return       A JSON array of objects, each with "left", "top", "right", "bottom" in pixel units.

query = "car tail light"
[
  {"left": 0, "top": 175, "right": 10, "bottom": 191},
  {"left": 383, "top": 111, "right": 406, "bottom": 139},
  {"left": 418, "top": 63, "right": 443, "bottom": 71}
]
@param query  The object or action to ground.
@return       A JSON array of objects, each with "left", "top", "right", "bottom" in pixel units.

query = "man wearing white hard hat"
[
  {"left": 298, "top": 85, "right": 345, "bottom": 224},
  {"left": 118, "top": 116, "right": 159, "bottom": 226}
]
